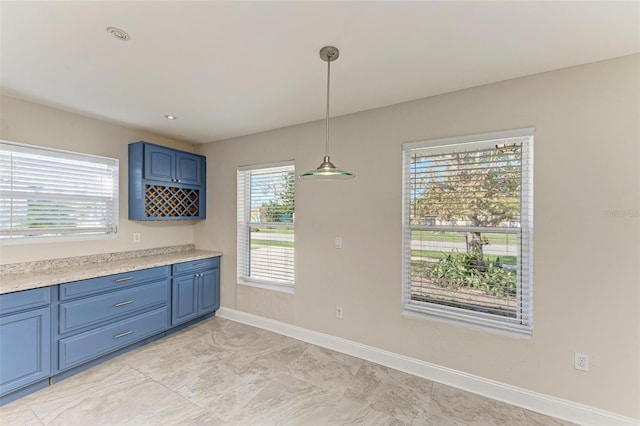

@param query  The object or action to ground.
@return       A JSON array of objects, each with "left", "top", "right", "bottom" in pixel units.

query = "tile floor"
[{"left": 0, "top": 317, "right": 576, "bottom": 425}]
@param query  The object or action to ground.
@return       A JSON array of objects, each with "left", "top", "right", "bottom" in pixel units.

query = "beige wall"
[
  {"left": 1, "top": 54, "right": 637, "bottom": 418},
  {"left": 194, "top": 54, "right": 640, "bottom": 418},
  {"left": 0, "top": 95, "right": 197, "bottom": 264}
]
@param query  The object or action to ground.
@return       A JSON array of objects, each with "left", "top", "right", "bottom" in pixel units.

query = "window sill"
[
  {"left": 402, "top": 306, "right": 533, "bottom": 338},
  {"left": 238, "top": 280, "right": 294, "bottom": 295},
  {"left": 1, "top": 232, "right": 117, "bottom": 246}
]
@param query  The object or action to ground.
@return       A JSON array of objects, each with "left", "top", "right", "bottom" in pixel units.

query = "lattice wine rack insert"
[{"left": 144, "top": 184, "right": 200, "bottom": 218}]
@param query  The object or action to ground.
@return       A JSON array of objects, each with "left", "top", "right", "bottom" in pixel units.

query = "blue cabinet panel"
[
  {"left": 199, "top": 268, "right": 220, "bottom": 315},
  {"left": 59, "top": 266, "right": 169, "bottom": 300},
  {"left": 0, "top": 307, "right": 51, "bottom": 396},
  {"left": 176, "top": 152, "right": 202, "bottom": 186},
  {"left": 58, "top": 307, "right": 168, "bottom": 370},
  {"left": 144, "top": 145, "right": 175, "bottom": 183},
  {"left": 171, "top": 275, "right": 198, "bottom": 325},
  {"left": 0, "top": 287, "right": 50, "bottom": 315},
  {"left": 59, "top": 281, "right": 169, "bottom": 334}
]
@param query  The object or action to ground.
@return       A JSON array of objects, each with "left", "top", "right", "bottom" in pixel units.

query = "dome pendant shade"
[
  {"left": 299, "top": 156, "right": 355, "bottom": 180},
  {"left": 300, "top": 46, "right": 355, "bottom": 180}
]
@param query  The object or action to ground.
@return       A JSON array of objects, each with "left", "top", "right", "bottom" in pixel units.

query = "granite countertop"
[{"left": 0, "top": 245, "right": 222, "bottom": 295}]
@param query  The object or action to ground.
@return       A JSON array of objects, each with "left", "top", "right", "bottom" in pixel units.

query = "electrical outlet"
[
  {"left": 336, "top": 306, "right": 343, "bottom": 318},
  {"left": 335, "top": 236, "right": 342, "bottom": 249},
  {"left": 574, "top": 352, "right": 589, "bottom": 371},
  {"left": 133, "top": 232, "right": 141, "bottom": 243}
]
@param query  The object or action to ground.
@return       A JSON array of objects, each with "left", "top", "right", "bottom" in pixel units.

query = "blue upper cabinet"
[
  {"left": 129, "top": 142, "right": 206, "bottom": 221},
  {"left": 143, "top": 144, "right": 203, "bottom": 186}
]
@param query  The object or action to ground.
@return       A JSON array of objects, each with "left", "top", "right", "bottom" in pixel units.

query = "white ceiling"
[{"left": 1, "top": 1, "right": 638, "bottom": 145}]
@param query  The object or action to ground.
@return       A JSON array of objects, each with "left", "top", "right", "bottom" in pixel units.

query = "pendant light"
[{"left": 299, "top": 46, "right": 355, "bottom": 180}]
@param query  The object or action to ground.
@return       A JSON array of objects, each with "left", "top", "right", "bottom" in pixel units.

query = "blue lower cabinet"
[
  {"left": 0, "top": 306, "right": 51, "bottom": 396},
  {"left": 0, "top": 256, "right": 220, "bottom": 405},
  {"left": 56, "top": 276, "right": 171, "bottom": 372},
  {"left": 171, "top": 259, "right": 220, "bottom": 326}
]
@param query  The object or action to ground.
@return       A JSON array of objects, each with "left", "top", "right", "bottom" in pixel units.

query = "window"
[
  {"left": 237, "top": 161, "right": 295, "bottom": 291},
  {"left": 0, "top": 140, "right": 119, "bottom": 242},
  {"left": 402, "top": 129, "right": 533, "bottom": 333}
]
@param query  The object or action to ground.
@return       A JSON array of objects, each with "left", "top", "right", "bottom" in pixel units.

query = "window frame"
[
  {"left": 237, "top": 160, "right": 295, "bottom": 293},
  {"left": 0, "top": 140, "right": 119, "bottom": 244},
  {"left": 402, "top": 128, "right": 534, "bottom": 334}
]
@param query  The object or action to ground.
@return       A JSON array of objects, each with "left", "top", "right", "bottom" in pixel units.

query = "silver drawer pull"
[
  {"left": 114, "top": 300, "right": 133, "bottom": 307},
  {"left": 114, "top": 331, "right": 133, "bottom": 339},
  {"left": 115, "top": 277, "right": 134, "bottom": 283},
  {"left": 194, "top": 262, "right": 208, "bottom": 267}
]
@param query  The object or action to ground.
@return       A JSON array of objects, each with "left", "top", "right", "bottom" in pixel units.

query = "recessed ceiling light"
[
  {"left": 106, "top": 27, "right": 130, "bottom": 41},
  {"left": 165, "top": 115, "right": 177, "bottom": 120}
]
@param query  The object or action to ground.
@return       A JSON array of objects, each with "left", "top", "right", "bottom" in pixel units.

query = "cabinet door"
[
  {"left": 144, "top": 145, "right": 175, "bottom": 182},
  {"left": 198, "top": 268, "right": 219, "bottom": 316},
  {"left": 171, "top": 276, "right": 198, "bottom": 325},
  {"left": 176, "top": 152, "right": 202, "bottom": 186},
  {"left": 0, "top": 307, "right": 51, "bottom": 396}
]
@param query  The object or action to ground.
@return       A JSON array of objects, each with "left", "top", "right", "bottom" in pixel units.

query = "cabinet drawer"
[
  {"left": 58, "top": 307, "right": 168, "bottom": 370},
  {"left": 59, "top": 280, "right": 169, "bottom": 334},
  {"left": 172, "top": 257, "right": 219, "bottom": 276},
  {"left": 0, "top": 287, "right": 51, "bottom": 316},
  {"left": 60, "top": 266, "right": 169, "bottom": 300}
]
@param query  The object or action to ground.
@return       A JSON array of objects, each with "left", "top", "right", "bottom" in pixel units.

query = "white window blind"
[
  {"left": 402, "top": 129, "right": 533, "bottom": 333},
  {"left": 0, "top": 141, "right": 119, "bottom": 242},
  {"left": 237, "top": 162, "right": 295, "bottom": 289}
]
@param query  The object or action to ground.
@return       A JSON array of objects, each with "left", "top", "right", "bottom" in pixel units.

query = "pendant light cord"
[
  {"left": 299, "top": 46, "right": 354, "bottom": 179},
  {"left": 325, "top": 52, "right": 331, "bottom": 158}
]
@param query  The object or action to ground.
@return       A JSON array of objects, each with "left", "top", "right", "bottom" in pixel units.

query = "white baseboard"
[{"left": 217, "top": 307, "right": 638, "bottom": 426}]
